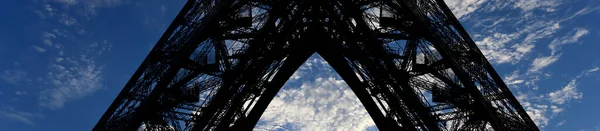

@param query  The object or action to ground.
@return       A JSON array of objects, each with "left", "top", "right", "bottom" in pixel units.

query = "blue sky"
[{"left": 0, "top": 0, "right": 599, "bottom": 131}]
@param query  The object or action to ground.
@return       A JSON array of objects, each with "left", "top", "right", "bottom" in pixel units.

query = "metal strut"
[{"left": 94, "top": 0, "right": 539, "bottom": 130}]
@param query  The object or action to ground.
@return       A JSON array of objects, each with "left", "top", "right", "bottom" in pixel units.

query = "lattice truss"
[{"left": 94, "top": 0, "right": 539, "bottom": 131}]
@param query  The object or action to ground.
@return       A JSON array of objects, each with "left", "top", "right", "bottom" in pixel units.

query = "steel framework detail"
[{"left": 93, "top": 0, "right": 539, "bottom": 130}]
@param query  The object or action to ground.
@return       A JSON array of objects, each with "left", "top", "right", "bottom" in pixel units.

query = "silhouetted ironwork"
[{"left": 94, "top": 0, "right": 539, "bottom": 130}]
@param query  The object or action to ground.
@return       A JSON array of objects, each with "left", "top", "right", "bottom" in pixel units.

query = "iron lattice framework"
[{"left": 94, "top": 0, "right": 539, "bottom": 130}]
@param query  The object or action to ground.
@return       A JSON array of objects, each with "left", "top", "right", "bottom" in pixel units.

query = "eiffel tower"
[{"left": 93, "top": 0, "right": 539, "bottom": 130}]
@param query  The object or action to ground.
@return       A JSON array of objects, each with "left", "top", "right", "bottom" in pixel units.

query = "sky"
[{"left": 0, "top": 0, "right": 599, "bottom": 131}]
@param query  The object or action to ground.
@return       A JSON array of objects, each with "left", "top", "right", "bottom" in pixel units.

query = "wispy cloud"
[
  {"left": 515, "top": 92, "right": 552, "bottom": 127},
  {"left": 258, "top": 55, "right": 375, "bottom": 130},
  {"left": 0, "top": 107, "right": 41, "bottom": 125},
  {"left": 529, "top": 55, "right": 560, "bottom": 72},
  {"left": 444, "top": 0, "right": 488, "bottom": 19},
  {"left": 289, "top": 55, "right": 334, "bottom": 82},
  {"left": 528, "top": 28, "right": 589, "bottom": 73},
  {"left": 58, "top": 14, "right": 78, "bottom": 26},
  {"left": 32, "top": 46, "right": 47, "bottom": 53},
  {"left": 448, "top": 0, "right": 593, "bottom": 66},
  {"left": 39, "top": 55, "right": 104, "bottom": 110},
  {"left": 6, "top": 0, "right": 117, "bottom": 110},
  {"left": 475, "top": 31, "right": 536, "bottom": 64},
  {"left": 523, "top": 102, "right": 550, "bottom": 127},
  {"left": 0, "top": 70, "right": 29, "bottom": 85},
  {"left": 50, "top": 0, "right": 127, "bottom": 17},
  {"left": 583, "top": 67, "right": 599, "bottom": 76},
  {"left": 557, "top": 120, "right": 566, "bottom": 127},
  {"left": 15, "top": 91, "right": 28, "bottom": 96},
  {"left": 515, "top": 65, "right": 599, "bottom": 128},
  {"left": 258, "top": 77, "right": 376, "bottom": 130},
  {"left": 548, "top": 28, "right": 589, "bottom": 54},
  {"left": 504, "top": 70, "right": 525, "bottom": 87},
  {"left": 547, "top": 66, "right": 599, "bottom": 105},
  {"left": 548, "top": 79, "right": 582, "bottom": 105},
  {"left": 512, "top": 0, "right": 561, "bottom": 12},
  {"left": 470, "top": 11, "right": 561, "bottom": 64},
  {"left": 445, "top": 0, "right": 597, "bottom": 129}
]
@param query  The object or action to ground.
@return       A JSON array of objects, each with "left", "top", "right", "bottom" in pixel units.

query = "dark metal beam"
[{"left": 94, "top": 0, "right": 539, "bottom": 130}]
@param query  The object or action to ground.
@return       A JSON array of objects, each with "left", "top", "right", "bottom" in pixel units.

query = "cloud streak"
[
  {"left": 446, "top": 0, "right": 597, "bottom": 129},
  {"left": 32, "top": 46, "right": 47, "bottom": 53},
  {"left": 515, "top": 65, "right": 599, "bottom": 127},
  {"left": 444, "top": 0, "right": 487, "bottom": 19},
  {"left": 528, "top": 28, "right": 589, "bottom": 73},
  {"left": 529, "top": 55, "right": 560, "bottom": 73},
  {"left": 548, "top": 79, "right": 582, "bottom": 105},
  {"left": 547, "top": 66, "right": 599, "bottom": 105},
  {"left": 0, "top": 107, "right": 41, "bottom": 125},
  {"left": 51, "top": 0, "right": 127, "bottom": 17}
]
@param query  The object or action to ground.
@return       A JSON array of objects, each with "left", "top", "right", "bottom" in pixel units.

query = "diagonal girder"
[{"left": 94, "top": 0, "right": 539, "bottom": 131}]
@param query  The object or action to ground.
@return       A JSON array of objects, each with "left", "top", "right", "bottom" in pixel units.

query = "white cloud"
[
  {"left": 257, "top": 77, "right": 376, "bottom": 131},
  {"left": 59, "top": 14, "right": 78, "bottom": 26},
  {"left": 483, "top": 4, "right": 595, "bottom": 127},
  {"left": 444, "top": 0, "right": 487, "bottom": 19},
  {"left": 527, "top": 26, "right": 589, "bottom": 74},
  {"left": 50, "top": 0, "right": 126, "bottom": 17},
  {"left": 512, "top": 0, "right": 561, "bottom": 12},
  {"left": 504, "top": 70, "right": 525, "bottom": 87},
  {"left": 470, "top": 13, "right": 562, "bottom": 65},
  {"left": 32, "top": 45, "right": 47, "bottom": 53},
  {"left": 55, "top": 0, "right": 77, "bottom": 5},
  {"left": 557, "top": 120, "right": 566, "bottom": 126},
  {"left": 43, "top": 4, "right": 55, "bottom": 17},
  {"left": 39, "top": 56, "right": 104, "bottom": 110},
  {"left": 528, "top": 55, "right": 560, "bottom": 73},
  {"left": 53, "top": 0, "right": 124, "bottom": 7},
  {"left": 460, "top": 0, "right": 591, "bottom": 66},
  {"left": 290, "top": 71, "right": 303, "bottom": 81},
  {"left": 288, "top": 55, "right": 334, "bottom": 82},
  {"left": 522, "top": 101, "right": 550, "bottom": 128},
  {"left": 475, "top": 32, "right": 535, "bottom": 64},
  {"left": 449, "top": 0, "right": 572, "bottom": 67},
  {"left": 42, "top": 32, "right": 62, "bottom": 49},
  {"left": 583, "top": 67, "right": 599, "bottom": 76},
  {"left": 548, "top": 28, "right": 589, "bottom": 54},
  {"left": 36, "top": 32, "right": 105, "bottom": 110},
  {"left": 0, "top": 107, "right": 38, "bottom": 125},
  {"left": 514, "top": 65, "right": 600, "bottom": 129},
  {"left": 548, "top": 74, "right": 589, "bottom": 105},
  {"left": 15, "top": 91, "right": 27, "bottom": 95},
  {"left": 55, "top": 57, "right": 64, "bottom": 63},
  {"left": 1, "top": 70, "right": 28, "bottom": 85},
  {"left": 518, "top": 90, "right": 574, "bottom": 128},
  {"left": 515, "top": 93, "right": 549, "bottom": 128},
  {"left": 30, "top": 0, "right": 114, "bottom": 110},
  {"left": 540, "top": 64, "right": 598, "bottom": 112},
  {"left": 550, "top": 105, "right": 563, "bottom": 114}
]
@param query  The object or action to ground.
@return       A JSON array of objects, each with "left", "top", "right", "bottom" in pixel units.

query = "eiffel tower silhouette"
[{"left": 94, "top": 0, "right": 539, "bottom": 130}]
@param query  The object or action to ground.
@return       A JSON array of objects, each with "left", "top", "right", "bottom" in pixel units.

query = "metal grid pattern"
[{"left": 93, "top": 0, "right": 539, "bottom": 130}]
